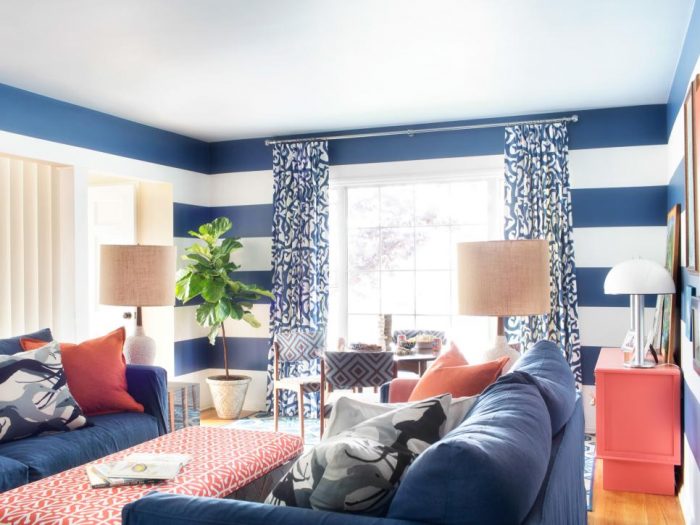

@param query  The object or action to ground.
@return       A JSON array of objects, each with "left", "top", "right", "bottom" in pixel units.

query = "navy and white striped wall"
[{"left": 170, "top": 105, "right": 669, "bottom": 428}]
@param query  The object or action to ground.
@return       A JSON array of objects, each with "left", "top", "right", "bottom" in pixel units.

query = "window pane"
[
  {"left": 415, "top": 271, "right": 451, "bottom": 315},
  {"left": 381, "top": 228, "right": 414, "bottom": 270},
  {"left": 381, "top": 271, "right": 415, "bottom": 315},
  {"left": 391, "top": 315, "right": 415, "bottom": 332},
  {"left": 348, "top": 271, "right": 380, "bottom": 314},
  {"left": 415, "top": 226, "right": 451, "bottom": 270},
  {"left": 348, "top": 187, "right": 379, "bottom": 227},
  {"left": 450, "top": 181, "right": 489, "bottom": 225},
  {"left": 450, "top": 225, "right": 489, "bottom": 269},
  {"left": 380, "top": 185, "right": 414, "bottom": 227},
  {"left": 415, "top": 183, "right": 451, "bottom": 226},
  {"left": 414, "top": 315, "right": 450, "bottom": 334},
  {"left": 348, "top": 314, "right": 380, "bottom": 344},
  {"left": 348, "top": 228, "right": 380, "bottom": 271}
]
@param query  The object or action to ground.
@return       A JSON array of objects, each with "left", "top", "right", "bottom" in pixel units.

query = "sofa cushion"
[
  {"left": 0, "top": 412, "right": 158, "bottom": 481},
  {"left": 511, "top": 340, "right": 576, "bottom": 434},
  {"left": 0, "top": 341, "right": 88, "bottom": 444},
  {"left": 267, "top": 395, "right": 451, "bottom": 516},
  {"left": 326, "top": 395, "right": 476, "bottom": 439},
  {"left": 0, "top": 454, "right": 28, "bottom": 492},
  {"left": 0, "top": 328, "right": 52, "bottom": 356},
  {"left": 22, "top": 327, "right": 144, "bottom": 416},
  {"left": 387, "top": 374, "right": 552, "bottom": 525}
]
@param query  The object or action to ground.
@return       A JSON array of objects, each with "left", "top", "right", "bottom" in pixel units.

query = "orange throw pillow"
[
  {"left": 432, "top": 342, "right": 469, "bottom": 368},
  {"left": 408, "top": 357, "right": 509, "bottom": 401},
  {"left": 21, "top": 327, "right": 144, "bottom": 416}
]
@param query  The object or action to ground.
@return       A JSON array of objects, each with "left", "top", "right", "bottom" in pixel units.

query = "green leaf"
[
  {"left": 184, "top": 252, "right": 212, "bottom": 267},
  {"left": 195, "top": 302, "right": 217, "bottom": 327},
  {"left": 201, "top": 280, "right": 226, "bottom": 303},
  {"left": 221, "top": 237, "right": 242, "bottom": 254},
  {"left": 207, "top": 325, "right": 220, "bottom": 345},
  {"left": 230, "top": 303, "right": 244, "bottom": 319},
  {"left": 242, "top": 312, "right": 261, "bottom": 328}
]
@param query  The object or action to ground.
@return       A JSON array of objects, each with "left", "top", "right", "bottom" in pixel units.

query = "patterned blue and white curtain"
[
  {"left": 504, "top": 123, "right": 582, "bottom": 386},
  {"left": 266, "top": 141, "right": 330, "bottom": 417}
]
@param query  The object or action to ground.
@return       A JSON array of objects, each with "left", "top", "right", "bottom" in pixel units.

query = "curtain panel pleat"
[
  {"left": 0, "top": 156, "right": 73, "bottom": 339},
  {"left": 503, "top": 123, "right": 582, "bottom": 387}
]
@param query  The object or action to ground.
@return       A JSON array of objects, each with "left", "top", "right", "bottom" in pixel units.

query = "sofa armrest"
[
  {"left": 122, "top": 492, "right": 422, "bottom": 525},
  {"left": 125, "top": 365, "right": 168, "bottom": 435},
  {"left": 385, "top": 378, "right": 420, "bottom": 403}
]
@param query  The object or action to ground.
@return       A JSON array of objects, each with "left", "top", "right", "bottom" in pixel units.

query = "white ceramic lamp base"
[{"left": 124, "top": 326, "right": 156, "bottom": 365}]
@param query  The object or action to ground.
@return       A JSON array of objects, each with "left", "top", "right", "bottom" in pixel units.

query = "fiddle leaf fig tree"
[{"left": 175, "top": 217, "right": 273, "bottom": 379}]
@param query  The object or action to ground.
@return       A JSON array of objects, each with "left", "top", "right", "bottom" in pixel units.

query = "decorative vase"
[
  {"left": 206, "top": 375, "right": 252, "bottom": 419},
  {"left": 124, "top": 325, "right": 156, "bottom": 365}
]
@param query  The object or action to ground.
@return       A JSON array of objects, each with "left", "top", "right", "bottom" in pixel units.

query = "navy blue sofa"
[
  {"left": 122, "top": 340, "right": 586, "bottom": 525},
  {"left": 0, "top": 329, "right": 168, "bottom": 492}
]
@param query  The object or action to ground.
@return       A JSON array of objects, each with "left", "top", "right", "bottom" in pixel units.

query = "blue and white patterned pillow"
[{"left": 0, "top": 341, "right": 87, "bottom": 443}]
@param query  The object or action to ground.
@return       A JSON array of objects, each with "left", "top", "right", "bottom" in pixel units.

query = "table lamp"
[
  {"left": 100, "top": 244, "right": 175, "bottom": 365},
  {"left": 457, "top": 239, "right": 551, "bottom": 357},
  {"left": 603, "top": 258, "right": 675, "bottom": 368}
]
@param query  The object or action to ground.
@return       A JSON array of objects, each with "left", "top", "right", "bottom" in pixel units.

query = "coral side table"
[{"left": 595, "top": 347, "right": 681, "bottom": 495}]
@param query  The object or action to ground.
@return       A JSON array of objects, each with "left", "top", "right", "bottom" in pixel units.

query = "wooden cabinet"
[{"left": 595, "top": 348, "right": 681, "bottom": 495}]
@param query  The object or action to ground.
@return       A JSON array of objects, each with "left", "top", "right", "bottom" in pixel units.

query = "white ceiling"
[{"left": 0, "top": 0, "right": 694, "bottom": 141}]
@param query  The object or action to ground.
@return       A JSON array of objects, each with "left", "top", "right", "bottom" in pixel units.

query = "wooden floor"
[
  {"left": 201, "top": 410, "right": 685, "bottom": 524},
  {"left": 588, "top": 462, "right": 684, "bottom": 525},
  {"left": 200, "top": 408, "right": 254, "bottom": 427}
]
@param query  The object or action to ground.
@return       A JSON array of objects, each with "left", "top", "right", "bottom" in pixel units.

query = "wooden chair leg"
[
  {"left": 319, "top": 384, "right": 325, "bottom": 438},
  {"left": 273, "top": 387, "right": 279, "bottom": 432},
  {"left": 373, "top": 386, "right": 378, "bottom": 394},
  {"left": 298, "top": 386, "right": 305, "bottom": 442}
]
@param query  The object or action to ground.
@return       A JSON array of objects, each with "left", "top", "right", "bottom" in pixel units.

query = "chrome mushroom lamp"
[{"left": 603, "top": 259, "right": 675, "bottom": 368}]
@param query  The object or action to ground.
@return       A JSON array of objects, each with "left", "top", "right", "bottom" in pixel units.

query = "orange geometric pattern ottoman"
[{"left": 0, "top": 426, "right": 303, "bottom": 525}]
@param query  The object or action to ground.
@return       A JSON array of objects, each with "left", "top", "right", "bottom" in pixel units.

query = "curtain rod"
[{"left": 264, "top": 114, "right": 578, "bottom": 146}]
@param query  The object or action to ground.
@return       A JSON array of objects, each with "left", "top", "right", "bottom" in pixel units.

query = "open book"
[{"left": 86, "top": 453, "right": 191, "bottom": 488}]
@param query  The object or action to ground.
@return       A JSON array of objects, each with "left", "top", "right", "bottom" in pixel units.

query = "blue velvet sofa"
[
  {"left": 122, "top": 340, "right": 586, "bottom": 525},
  {"left": 0, "top": 329, "right": 168, "bottom": 492}
]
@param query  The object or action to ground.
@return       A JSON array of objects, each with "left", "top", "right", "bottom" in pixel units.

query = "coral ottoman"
[{"left": 0, "top": 426, "right": 303, "bottom": 525}]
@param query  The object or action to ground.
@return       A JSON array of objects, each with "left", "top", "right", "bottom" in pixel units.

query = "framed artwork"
[
  {"left": 621, "top": 330, "right": 636, "bottom": 352},
  {"left": 692, "top": 297, "right": 700, "bottom": 374},
  {"left": 685, "top": 79, "right": 697, "bottom": 271},
  {"left": 685, "top": 285, "right": 696, "bottom": 339},
  {"left": 660, "top": 205, "right": 680, "bottom": 364}
]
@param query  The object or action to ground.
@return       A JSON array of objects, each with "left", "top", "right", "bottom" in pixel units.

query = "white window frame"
[{"left": 328, "top": 158, "right": 504, "bottom": 344}]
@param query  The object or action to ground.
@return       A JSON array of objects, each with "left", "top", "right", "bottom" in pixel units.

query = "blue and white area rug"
[
  {"left": 228, "top": 415, "right": 597, "bottom": 512},
  {"left": 227, "top": 412, "right": 321, "bottom": 446},
  {"left": 584, "top": 433, "right": 596, "bottom": 511}
]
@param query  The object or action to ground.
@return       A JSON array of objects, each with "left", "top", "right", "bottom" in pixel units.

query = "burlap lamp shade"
[
  {"left": 457, "top": 240, "right": 551, "bottom": 317},
  {"left": 100, "top": 245, "right": 176, "bottom": 307},
  {"left": 99, "top": 244, "right": 175, "bottom": 365}
]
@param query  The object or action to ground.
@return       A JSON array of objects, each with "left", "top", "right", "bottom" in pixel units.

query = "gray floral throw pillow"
[
  {"left": 0, "top": 341, "right": 87, "bottom": 443},
  {"left": 266, "top": 394, "right": 451, "bottom": 516}
]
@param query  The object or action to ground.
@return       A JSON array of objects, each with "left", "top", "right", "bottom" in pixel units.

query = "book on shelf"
[{"left": 86, "top": 453, "right": 191, "bottom": 489}]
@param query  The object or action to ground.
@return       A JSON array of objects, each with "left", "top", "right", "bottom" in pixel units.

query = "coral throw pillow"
[
  {"left": 432, "top": 342, "right": 469, "bottom": 368},
  {"left": 21, "top": 327, "right": 144, "bottom": 416},
  {"left": 408, "top": 357, "right": 509, "bottom": 401}
]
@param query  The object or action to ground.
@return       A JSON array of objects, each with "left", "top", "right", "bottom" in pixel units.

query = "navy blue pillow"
[
  {"left": 511, "top": 340, "right": 577, "bottom": 435},
  {"left": 387, "top": 374, "right": 552, "bottom": 525},
  {"left": 0, "top": 328, "right": 53, "bottom": 356}
]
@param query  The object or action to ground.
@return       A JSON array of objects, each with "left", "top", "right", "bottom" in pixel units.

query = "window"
[{"left": 328, "top": 171, "right": 504, "bottom": 350}]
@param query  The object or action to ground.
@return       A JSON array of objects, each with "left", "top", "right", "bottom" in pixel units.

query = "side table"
[
  {"left": 595, "top": 347, "right": 681, "bottom": 495},
  {"left": 394, "top": 353, "right": 436, "bottom": 376},
  {"left": 167, "top": 381, "right": 201, "bottom": 432}
]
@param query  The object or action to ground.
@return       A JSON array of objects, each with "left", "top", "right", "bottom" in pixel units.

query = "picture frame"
[
  {"left": 660, "top": 205, "right": 681, "bottom": 364},
  {"left": 685, "top": 79, "right": 697, "bottom": 271},
  {"left": 621, "top": 330, "right": 636, "bottom": 352},
  {"left": 692, "top": 297, "right": 700, "bottom": 375}
]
